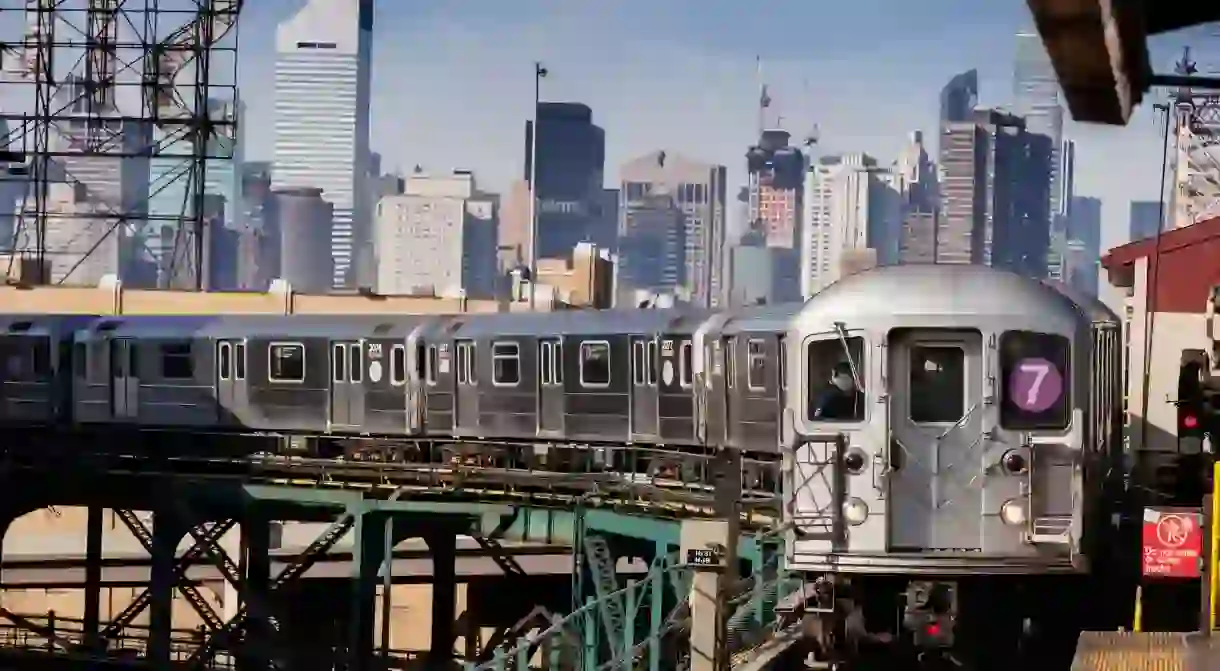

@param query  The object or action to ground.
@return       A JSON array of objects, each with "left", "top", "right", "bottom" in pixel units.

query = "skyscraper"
[
  {"left": 1066, "top": 195, "right": 1101, "bottom": 296},
  {"left": 272, "top": 0, "right": 373, "bottom": 289},
  {"left": 744, "top": 130, "right": 805, "bottom": 303},
  {"left": 939, "top": 70, "right": 979, "bottom": 128},
  {"left": 894, "top": 131, "right": 939, "bottom": 265},
  {"left": 1129, "top": 200, "right": 1163, "bottom": 242},
  {"left": 523, "top": 103, "right": 606, "bottom": 262},
  {"left": 1013, "top": 32, "right": 1067, "bottom": 278},
  {"left": 618, "top": 151, "right": 727, "bottom": 306}
]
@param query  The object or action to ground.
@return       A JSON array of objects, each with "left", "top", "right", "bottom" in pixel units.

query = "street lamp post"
[{"left": 527, "top": 62, "right": 547, "bottom": 311}]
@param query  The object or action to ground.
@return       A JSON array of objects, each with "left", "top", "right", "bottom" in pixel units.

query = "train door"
[
  {"left": 732, "top": 334, "right": 782, "bottom": 450},
  {"left": 703, "top": 337, "right": 729, "bottom": 446},
  {"left": 405, "top": 332, "right": 425, "bottom": 434},
  {"left": 537, "top": 338, "right": 564, "bottom": 435},
  {"left": 329, "top": 340, "right": 366, "bottom": 430},
  {"left": 630, "top": 336, "right": 659, "bottom": 439},
  {"left": 215, "top": 339, "right": 248, "bottom": 423},
  {"left": 454, "top": 339, "right": 478, "bottom": 433},
  {"left": 109, "top": 338, "right": 138, "bottom": 419},
  {"left": 888, "top": 329, "right": 983, "bottom": 551}
]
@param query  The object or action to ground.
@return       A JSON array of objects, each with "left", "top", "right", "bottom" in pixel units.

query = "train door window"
[
  {"left": 725, "top": 337, "right": 737, "bottom": 389},
  {"left": 218, "top": 342, "right": 232, "bottom": 381},
  {"left": 540, "top": 341, "right": 562, "bottom": 386},
  {"left": 492, "top": 342, "right": 521, "bottom": 387},
  {"left": 160, "top": 342, "right": 194, "bottom": 380},
  {"left": 269, "top": 343, "right": 305, "bottom": 383},
  {"left": 807, "top": 336, "right": 866, "bottom": 422},
  {"left": 74, "top": 342, "right": 87, "bottom": 380},
  {"left": 679, "top": 340, "right": 693, "bottom": 389},
  {"left": 233, "top": 343, "right": 246, "bottom": 380},
  {"left": 348, "top": 344, "right": 362, "bottom": 383},
  {"left": 747, "top": 339, "right": 767, "bottom": 391},
  {"left": 31, "top": 341, "right": 49, "bottom": 379},
  {"left": 999, "top": 331, "right": 1070, "bottom": 430},
  {"left": 908, "top": 346, "right": 966, "bottom": 424},
  {"left": 779, "top": 341, "right": 788, "bottom": 390},
  {"left": 580, "top": 341, "right": 611, "bottom": 388},
  {"left": 646, "top": 340, "right": 658, "bottom": 386},
  {"left": 390, "top": 344, "right": 407, "bottom": 386},
  {"left": 426, "top": 345, "right": 438, "bottom": 386},
  {"left": 332, "top": 344, "right": 347, "bottom": 382},
  {"left": 455, "top": 341, "right": 476, "bottom": 386},
  {"left": 631, "top": 340, "right": 647, "bottom": 386}
]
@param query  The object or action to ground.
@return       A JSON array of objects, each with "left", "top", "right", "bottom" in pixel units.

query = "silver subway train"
[{"left": 0, "top": 264, "right": 1125, "bottom": 666}]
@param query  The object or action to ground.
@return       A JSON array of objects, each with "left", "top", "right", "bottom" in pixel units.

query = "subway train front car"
[{"left": 781, "top": 265, "right": 1121, "bottom": 670}]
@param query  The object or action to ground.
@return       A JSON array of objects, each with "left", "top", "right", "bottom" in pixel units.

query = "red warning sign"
[{"left": 1141, "top": 507, "right": 1203, "bottom": 579}]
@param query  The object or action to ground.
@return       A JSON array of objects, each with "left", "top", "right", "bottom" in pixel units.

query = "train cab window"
[
  {"left": 999, "top": 331, "right": 1070, "bottom": 430},
  {"left": 909, "top": 346, "right": 966, "bottom": 424},
  {"left": 580, "top": 341, "right": 611, "bottom": 388},
  {"left": 747, "top": 339, "right": 767, "bottom": 391},
  {"left": 679, "top": 341, "right": 693, "bottom": 389},
  {"left": 390, "top": 344, "right": 407, "bottom": 386},
  {"left": 492, "top": 342, "right": 521, "bottom": 386},
  {"left": 269, "top": 343, "right": 305, "bottom": 383},
  {"left": 807, "top": 336, "right": 866, "bottom": 422},
  {"left": 159, "top": 343, "right": 194, "bottom": 380}
]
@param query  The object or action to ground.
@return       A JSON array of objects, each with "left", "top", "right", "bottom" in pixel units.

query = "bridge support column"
[
  {"left": 683, "top": 448, "right": 742, "bottom": 671},
  {"left": 149, "top": 511, "right": 187, "bottom": 670},
  {"left": 239, "top": 514, "right": 274, "bottom": 671},
  {"left": 427, "top": 531, "right": 457, "bottom": 667},
  {"left": 82, "top": 505, "right": 103, "bottom": 652},
  {"left": 347, "top": 509, "right": 386, "bottom": 671}
]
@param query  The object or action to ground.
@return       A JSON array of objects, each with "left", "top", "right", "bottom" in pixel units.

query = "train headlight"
[
  {"left": 999, "top": 499, "right": 1027, "bottom": 526},
  {"left": 843, "top": 498, "right": 869, "bottom": 526}
]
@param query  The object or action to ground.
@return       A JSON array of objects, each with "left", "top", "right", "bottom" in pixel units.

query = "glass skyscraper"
[{"left": 272, "top": 0, "right": 373, "bottom": 289}]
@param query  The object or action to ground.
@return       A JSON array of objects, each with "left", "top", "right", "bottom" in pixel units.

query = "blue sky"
[{"left": 1, "top": 1, "right": 1207, "bottom": 255}]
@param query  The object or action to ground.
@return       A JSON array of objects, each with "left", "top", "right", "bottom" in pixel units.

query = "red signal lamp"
[
  {"left": 925, "top": 622, "right": 942, "bottom": 637},
  {"left": 1184, "top": 414, "right": 1199, "bottom": 430}
]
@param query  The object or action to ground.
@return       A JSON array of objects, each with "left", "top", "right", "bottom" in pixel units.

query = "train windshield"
[
  {"left": 998, "top": 331, "right": 1070, "bottom": 431},
  {"left": 807, "top": 336, "right": 865, "bottom": 422}
]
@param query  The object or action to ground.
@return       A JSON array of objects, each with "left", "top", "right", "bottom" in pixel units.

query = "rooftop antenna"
[{"left": 756, "top": 55, "right": 771, "bottom": 136}]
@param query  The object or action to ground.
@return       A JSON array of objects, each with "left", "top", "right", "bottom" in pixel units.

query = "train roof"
[
  {"left": 77, "top": 314, "right": 433, "bottom": 340},
  {"left": 0, "top": 313, "right": 98, "bottom": 334},
  {"left": 1040, "top": 280, "right": 1120, "bottom": 324},
  {"left": 721, "top": 303, "right": 804, "bottom": 334},
  {"left": 446, "top": 308, "right": 712, "bottom": 339},
  {"left": 796, "top": 264, "right": 1084, "bottom": 329}
]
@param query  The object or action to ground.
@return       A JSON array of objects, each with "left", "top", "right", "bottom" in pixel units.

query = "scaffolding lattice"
[
  {"left": 0, "top": 0, "right": 241, "bottom": 288},
  {"left": 1169, "top": 45, "right": 1220, "bottom": 229}
]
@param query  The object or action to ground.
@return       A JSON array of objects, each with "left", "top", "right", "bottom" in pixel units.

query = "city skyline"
[{"left": 231, "top": 0, "right": 1212, "bottom": 252}]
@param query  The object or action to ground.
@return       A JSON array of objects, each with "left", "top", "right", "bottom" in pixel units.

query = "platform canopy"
[{"left": 1025, "top": 0, "right": 1220, "bottom": 125}]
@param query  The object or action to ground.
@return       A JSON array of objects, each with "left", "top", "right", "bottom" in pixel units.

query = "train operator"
[{"left": 813, "top": 361, "right": 864, "bottom": 420}]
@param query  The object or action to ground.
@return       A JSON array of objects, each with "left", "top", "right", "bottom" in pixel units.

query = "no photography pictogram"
[{"left": 1156, "top": 513, "right": 1194, "bottom": 548}]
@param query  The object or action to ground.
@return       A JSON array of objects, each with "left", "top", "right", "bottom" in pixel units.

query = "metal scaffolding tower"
[
  {"left": 0, "top": 0, "right": 241, "bottom": 288},
  {"left": 1169, "top": 47, "right": 1220, "bottom": 229}
]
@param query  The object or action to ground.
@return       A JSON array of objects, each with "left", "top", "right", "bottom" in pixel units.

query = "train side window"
[
  {"left": 999, "top": 331, "right": 1070, "bottom": 430},
  {"left": 807, "top": 336, "right": 866, "bottom": 422},
  {"left": 218, "top": 342, "right": 232, "bottom": 381},
  {"left": 492, "top": 342, "right": 521, "bottom": 387},
  {"left": 234, "top": 343, "right": 246, "bottom": 380},
  {"left": 747, "top": 339, "right": 767, "bottom": 391},
  {"left": 909, "top": 346, "right": 966, "bottom": 424},
  {"left": 679, "top": 341, "right": 693, "bottom": 389},
  {"left": 390, "top": 344, "right": 407, "bottom": 386},
  {"left": 647, "top": 340, "right": 658, "bottom": 386},
  {"left": 426, "top": 345, "right": 438, "bottom": 386},
  {"left": 580, "top": 341, "right": 611, "bottom": 388},
  {"left": 160, "top": 342, "right": 194, "bottom": 380},
  {"left": 269, "top": 343, "right": 305, "bottom": 383}
]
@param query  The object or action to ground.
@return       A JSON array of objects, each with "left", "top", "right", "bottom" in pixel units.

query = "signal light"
[
  {"left": 1184, "top": 414, "right": 1199, "bottom": 430},
  {"left": 925, "top": 622, "right": 942, "bottom": 637}
]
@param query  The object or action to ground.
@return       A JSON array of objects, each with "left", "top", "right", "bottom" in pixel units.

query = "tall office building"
[
  {"left": 272, "top": 0, "right": 374, "bottom": 289},
  {"left": 893, "top": 131, "right": 939, "bottom": 264},
  {"left": 938, "top": 108, "right": 1051, "bottom": 277},
  {"left": 523, "top": 103, "right": 606, "bottom": 262},
  {"left": 618, "top": 150, "right": 727, "bottom": 306},
  {"left": 1014, "top": 32, "right": 1067, "bottom": 279},
  {"left": 1129, "top": 200, "right": 1163, "bottom": 242},
  {"left": 801, "top": 153, "right": 902, "bottom": 297},
  {"left": 940, "top": 70, "right": 979, "bottom": 128},
  {"left": 374, "top": 170, "right": 498, "bottom": 298},
  {"left": 1065, "top": 195, "right": 1101, "bottom": 296},
  {"left": 744, "top": 130, "right": 805, "bottom": 303}
]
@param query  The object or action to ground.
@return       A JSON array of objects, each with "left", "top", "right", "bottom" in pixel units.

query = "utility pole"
[{"left": 527, "top": 61, "right": 547, "bottom": 311}]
